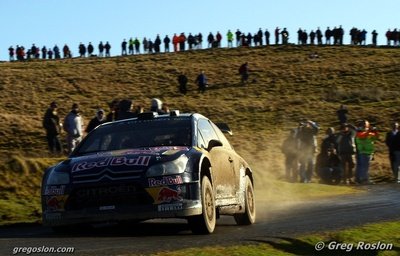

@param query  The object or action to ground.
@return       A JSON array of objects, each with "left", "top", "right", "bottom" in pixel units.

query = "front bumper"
[
  {"left": 42, "top": 180, "right": 202, "bottom": 227},
  {"left": 43, "top": 199, "right": 202, "bottom": 227}
]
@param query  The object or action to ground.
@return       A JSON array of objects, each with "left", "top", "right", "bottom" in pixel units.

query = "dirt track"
[{"left": 0, "top": 184, "right": 399, "bottom": 255}]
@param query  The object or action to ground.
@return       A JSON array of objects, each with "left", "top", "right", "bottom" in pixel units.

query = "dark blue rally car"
[{"left": 41, "top": 111, "right": 256, "bottom": 234}]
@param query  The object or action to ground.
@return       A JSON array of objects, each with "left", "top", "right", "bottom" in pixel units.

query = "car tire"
[
  {"left": 188, "top": 176, "right": 216, "bottom": 234},
  {"left": 234, "top": 176, "right": 256, "bottom": 225}
]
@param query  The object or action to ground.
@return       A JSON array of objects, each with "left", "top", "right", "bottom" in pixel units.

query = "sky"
[{"left": 0, "top": 0, "right": 399, "bottom": 61}]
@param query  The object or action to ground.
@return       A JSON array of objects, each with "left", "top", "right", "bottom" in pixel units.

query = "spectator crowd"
[
  {"left": 281, "top": 105, "right": 400, "bottom": 185},
  {"left": 6, "top": 26, "right": 400, "bottom": 61}
]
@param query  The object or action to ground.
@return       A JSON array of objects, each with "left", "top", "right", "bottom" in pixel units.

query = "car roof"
[{"left": 99, "top": 112, "right": 208, "bottom": 128}]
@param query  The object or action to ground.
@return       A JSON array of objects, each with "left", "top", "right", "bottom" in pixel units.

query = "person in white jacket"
[{"left": 63, "top": 103, "right": 84, "bottom": 153}]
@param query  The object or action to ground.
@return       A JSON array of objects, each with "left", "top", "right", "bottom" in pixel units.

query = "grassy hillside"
[{"left": 0, "top": 45, "right": 399, "bottom": 223}]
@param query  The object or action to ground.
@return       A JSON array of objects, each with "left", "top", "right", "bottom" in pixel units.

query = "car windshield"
[{"left": 73, "top": 118, "right": 192, "bottom": 156}]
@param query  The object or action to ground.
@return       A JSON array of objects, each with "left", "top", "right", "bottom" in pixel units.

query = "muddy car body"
[{"left": 41, "top": 111, "right": 256, "bottom": 234}]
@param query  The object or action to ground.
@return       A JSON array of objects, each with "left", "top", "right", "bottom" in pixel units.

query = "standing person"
[
  {"left": 41, "top": 46, "right": 47, "bottom": 59},
  {"left": 87, "top": 42, "right": 94, "bottom": 57},
  {"left": 372, "top": 30, "right": 378, "bottom": 46},
  {"left": 63, "top": 44, "right": 71, "bottom": 58},
  {"left": 172, "top": 33, "right": 179, "bottom": 52},
  {"left": 355, "top": 120, "right": 378, "bottom": 184},
  {"left": 336, "top": 123, "right": 357, "bottom": 184},
  {"left": 116, "top": 99, "right": 137, "bottom": 120},
  {"left": 47, "top": 48, "right": 53, "bottom": 59},
  {"left": 297, "top": 120, "right": 319, "bottom": 183},
  {"left": 385, "top": 122, "right": 400, "bottom": 182},
  {"left": 42, "top": 101, "right": 63, "bottom": 155},
  {"left": 179, "top": 33, "right": 186, "bottom": 51},
  {"left": 215, "top": 31, "right": 222, "bottom": 47},
  {"left": 264, "top": 29, "right": 270, "bottom": 45},
  {"left": 78, "top": 42, "right": 86, "bottom": 57},
  {"left": 178, "top": 72, "right": 188, "bottom": 94},
  {"left": 134, "top": 37, "right": 140, "bottom": 54},
  {"left": 227, "top": 30, "right": 234, "bottom": 48},
  {"left": 104, "top": 41, "right": 111, "bottom": 57},
  {"left": 275, "top": 27, "right": 280, "bottom": 45},
  {"left": 239, "top": 62, "right": 249, "bottom": 85},
  {"left": 98, "top": 41, "right": 104, "bottom": 57},
  {"left": 325, "top": 27, "right": 332, "bottom": 45},
  {"left": 106, "top": 99, "right": 120, "bottom": 122},
  {"left": 128, "top": 37, "right": 134, "bottom": 55},
  {"left": 8, "top": 46, "right": 15, "bottom": 61},
  {"left": 207, "top": 32, "right": 215, "bottom": 48},
  {"left": 316, "top": 27, "right": 323, "bottom": 45},
  {"left": 195, "top": 71, "right": 207, "bottom": 93},
  {"left": 281, "top": 28, "right": 289, "bottom": 45},
  {"left": 154, "top": 35, "right": 162, "bottom": 53},
  {"left": 63, "top": 103, "right": 84, "bottom": 154},
  {"left": 53, "top": 45, "right": 61, "bottom": 59},
  {"left": 337, "top": 104, "right": 348, "bottom": 125},
  {"left": 121, "top": 39, "right": 127, "bottom": 55},
  {"left": 85, "top": 109, "right": 106, "bottom": 133},
  {"left": 163, "top": 35, "right": 171, "bottom": 52},
  {"left": 150, "top": 98, "right": 166, "bottom": 114},
  {"left": 281, "top": 129, "right": 299, "bottom": 182},
  {"left": 235, "top": 29, "right": 242, "bottom": 47}
]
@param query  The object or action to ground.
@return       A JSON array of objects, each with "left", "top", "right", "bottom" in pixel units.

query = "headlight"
[
  {"left": 146, "top": 154, "right": 189, "bottom": 177},
  {"left": 46, "top": 170, "right": 70, "bottom": 185}
]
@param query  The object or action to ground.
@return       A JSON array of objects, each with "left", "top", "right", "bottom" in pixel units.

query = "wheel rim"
[
  {"left": 246, "top": 181, "right": 256, "bottom": 220},
  {"left": 205, "top": 185, "right": 214, "bottom": 221}
]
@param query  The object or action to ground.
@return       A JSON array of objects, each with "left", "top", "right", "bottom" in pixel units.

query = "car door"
[{"left": 197, "top": 119, "right": 236, "bottom": 203}]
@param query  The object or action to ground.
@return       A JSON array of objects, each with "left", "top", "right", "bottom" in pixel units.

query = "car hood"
[{"left": 58, "top": 146, "right": 191, "bottom": 177}]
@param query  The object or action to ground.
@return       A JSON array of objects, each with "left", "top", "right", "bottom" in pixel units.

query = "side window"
[
  {"left": 198, "top": 119, "right": 219, "bottom": 148},
  {"left": 197, "top": 131, "right": 207, "bottom": 149},
  {"left": 211, "top": 122, "right": 233, "bottom": 150}
]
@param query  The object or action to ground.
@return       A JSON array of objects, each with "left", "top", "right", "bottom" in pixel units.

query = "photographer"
[{"left": 296, "top": 120, "right": 319, "bottom": 183}]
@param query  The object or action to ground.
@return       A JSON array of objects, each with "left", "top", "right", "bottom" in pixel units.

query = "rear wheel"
[
  {"left": 234, "top": 176, "right": 256, "bottom": 225},
  {"left": 188, "top": 176, "right": 216, "bottom": 234}
]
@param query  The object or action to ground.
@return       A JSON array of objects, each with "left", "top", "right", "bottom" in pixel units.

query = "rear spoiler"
[{"left": 215, "top": 123, "right": 233, "bottom": 136}]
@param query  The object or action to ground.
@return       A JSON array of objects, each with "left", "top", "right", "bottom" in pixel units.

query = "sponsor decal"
[
  {"left": 46, "top": 195, "right": 68, "bottom": 211},
  {"left": 158, "top": 203, "right": 183, "bottom": 212},
  {"left": 99, "top": 205, "right": 116, "bottom": 211},
  {"left": 157, "top": 186, "right": 182, "bottom": 203},
  {"left": 44, "top": 185, "right": 66, "bottom": 196},
  {"left": 148, "top": 176, "right": 183, "bottom": 187},
  {"left": 148, "top": 146, "right": 189, "bottom": 152},
  {"left": 124, "top": 149, "right": 160, "bottom": 155},
  {"left": 72, "top": 156, "right": 151, "bottom": 172},
  {"left": 76, "top": 185, "right": 136, "bottom": 198}
]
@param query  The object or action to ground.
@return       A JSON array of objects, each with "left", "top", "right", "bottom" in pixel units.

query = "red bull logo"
[
  {"left": 72, "top": 156, "right": 151, "bottom": 172},
  {"left": 148, "top": 176, "right": 183, "bottom": 187},
  {"left": 157, "top": 187, "right": 182, "bottom": 203}
]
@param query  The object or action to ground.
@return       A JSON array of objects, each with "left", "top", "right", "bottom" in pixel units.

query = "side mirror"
[
  {"left": 215, "top": 123, "right": 233, "bottom": 135},
  {"left": 207, "top": 139, "right": 223, "bottom": 151}
]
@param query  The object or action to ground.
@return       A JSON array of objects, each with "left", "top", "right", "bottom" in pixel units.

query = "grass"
[{"left": 149, "top": 221, "right": 400, "bottom": 256}]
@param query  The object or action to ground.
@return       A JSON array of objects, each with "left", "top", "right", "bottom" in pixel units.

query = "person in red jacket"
[
  {"left": 179, "top": 33, "right": 186, "bottom": 51},
  {"left": 172, "top": 33, "right": 179, "bottom": 52}
]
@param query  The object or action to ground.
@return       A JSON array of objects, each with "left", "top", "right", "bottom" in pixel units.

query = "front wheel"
[
  {"left": 188, "top": 176, "right": 216, "bottom": 234},
  {"left": 234, "top": 176, "right": 256, "bottom": 225}
]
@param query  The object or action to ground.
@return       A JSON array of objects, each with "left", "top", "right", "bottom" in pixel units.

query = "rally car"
[{"left": 41, "top": 111, "right": 256, "bottom": 234}]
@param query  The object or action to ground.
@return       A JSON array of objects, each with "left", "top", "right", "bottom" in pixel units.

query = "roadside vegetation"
[
  {"left": 0, "top": 45, "right": 398, "bottom": 224},
  {"left": 150, "top": 221, "right": 400, "bottom": 256}
]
